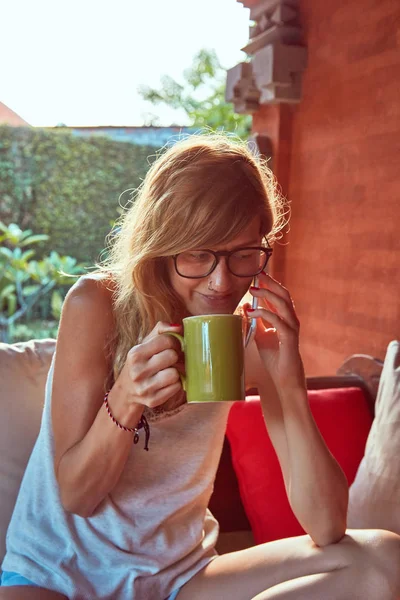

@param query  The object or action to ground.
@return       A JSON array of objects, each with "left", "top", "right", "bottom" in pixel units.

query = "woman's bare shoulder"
[
  {"left": 60, "top": 273, "right": 117, "bottom": 340},
  {"left": 65, "top": 273, "right": 115, "bottom": 310}
]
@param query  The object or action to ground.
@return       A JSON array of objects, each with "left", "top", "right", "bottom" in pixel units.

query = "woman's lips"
[{"left": 199, "top": 293, "right": 233, "bottom": 308}]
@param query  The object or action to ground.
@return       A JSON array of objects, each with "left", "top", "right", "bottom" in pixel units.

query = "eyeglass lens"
[{"left": 176, "top": 248, "right": 269, "bottom": 277}]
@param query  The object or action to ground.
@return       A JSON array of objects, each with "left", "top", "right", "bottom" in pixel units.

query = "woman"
[{"left": 1, "top": 133, "right": 399, "bottom": 599}]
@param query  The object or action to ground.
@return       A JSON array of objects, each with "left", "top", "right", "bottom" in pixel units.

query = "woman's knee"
[
  {"left": 369, "top": 529, "right": 400, "bottom": 595},
  {"left": 343, "top": 528, "right": 400, "bottom": 598}
]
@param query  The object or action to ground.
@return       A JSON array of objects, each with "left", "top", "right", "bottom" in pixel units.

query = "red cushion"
[{"left": 226, "top": 388, "right": 373, "bottom": 544}]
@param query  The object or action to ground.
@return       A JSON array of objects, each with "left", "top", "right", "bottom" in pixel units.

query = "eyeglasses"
[{"left": 173, "top": 244, "right": 273, "bottom": 279}]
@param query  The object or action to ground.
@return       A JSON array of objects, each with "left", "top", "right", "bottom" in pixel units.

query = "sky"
[{"left": 1, "top": 0, "right": 250, "bottom": 127}]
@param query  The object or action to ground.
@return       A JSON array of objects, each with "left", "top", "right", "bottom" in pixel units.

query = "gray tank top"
[{"left": 2, "top": 358, "right": 232, "bottom": 599}]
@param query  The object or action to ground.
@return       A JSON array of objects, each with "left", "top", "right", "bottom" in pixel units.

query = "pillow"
[
  {"left": 0, "top": 339, "right": 56, "bottom": 563},
  {"left": 348, "top": 340, "right": 400, "bottom": 534},
  {"left": 226, "top": 387, "right": 373, "bottom": 544}
]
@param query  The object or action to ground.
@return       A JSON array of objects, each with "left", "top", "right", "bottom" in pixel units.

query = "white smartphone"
[{"left": 245, "top": 274, "right": 259, "bottom": 347}]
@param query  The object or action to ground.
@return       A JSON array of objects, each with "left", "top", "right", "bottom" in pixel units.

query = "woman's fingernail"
[
  {"left": 169, "top": 323, "right": 180, "bottom": 327},
  {"left": 250, "top": 286, "right": 260, "bottom": 291},
  {"left": 247, "top": 308, "right": 255, "bottom": 312}
]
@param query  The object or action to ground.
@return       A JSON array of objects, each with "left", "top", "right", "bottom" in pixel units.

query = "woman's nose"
[{"left": 208, "top": 258, "right": 235, "bottom": 292}]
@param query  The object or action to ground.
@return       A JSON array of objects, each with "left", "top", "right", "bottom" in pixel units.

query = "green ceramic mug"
[{"left": 164, "top": 314, "right": 245, "bottom": 403}]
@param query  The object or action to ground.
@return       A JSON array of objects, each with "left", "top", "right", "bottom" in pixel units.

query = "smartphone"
[{"left": 245, "top": 274, "right": 259, "bottom": 347}]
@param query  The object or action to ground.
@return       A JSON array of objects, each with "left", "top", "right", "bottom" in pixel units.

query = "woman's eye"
[
  {"left": 235, "top": 251, "right": 254, "bottom": 260},
  {"left": 184, "top": 252, "right": 210, "bottom": 262}
]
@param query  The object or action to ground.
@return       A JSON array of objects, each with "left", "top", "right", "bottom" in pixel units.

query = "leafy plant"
[
  {"left": 0, "top": 221, "right": 86, "bottom": 342},
  {"left": 10, "top": 320, "right": 59, "bottom": 342},
  {"left": 138, "top": 48, "right": 252, "bottom": 139}
]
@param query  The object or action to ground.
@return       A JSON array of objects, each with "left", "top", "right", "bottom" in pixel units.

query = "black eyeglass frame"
[{"left": 172, "top": 241, "right": 273, "bottom": 279}]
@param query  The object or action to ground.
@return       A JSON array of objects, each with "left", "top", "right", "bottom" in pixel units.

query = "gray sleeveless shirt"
[{"left": 2, "top": 359, "right": 232, "bottom": 599}]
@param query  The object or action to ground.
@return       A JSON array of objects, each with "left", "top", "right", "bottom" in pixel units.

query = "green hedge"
[{"left": 0, "top": 125, "right": 153, "bottom": 264}]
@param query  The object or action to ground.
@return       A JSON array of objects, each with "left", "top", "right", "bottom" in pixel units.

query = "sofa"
[{"left": 1, "top": 338, "right": 398, "bottom": 568}]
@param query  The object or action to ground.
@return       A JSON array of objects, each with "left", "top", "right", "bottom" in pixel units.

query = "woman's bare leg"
[
  {"left": 252, "top": 571, "right": 389, "bottom": 600},
  {"left": 0, "top": 588, "right": 67, "bottom": 599},
  {"left": 176, "top": 529, "right": 400, "bottom": 600}
]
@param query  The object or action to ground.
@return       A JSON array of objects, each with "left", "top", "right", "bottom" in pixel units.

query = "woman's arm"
[
  {"left": 53, "top": 276, "right": 182, "bottom": 517},
  {"left": 52, "top": 276, "right": 142, "bottom": 517},
  {"left": 258, "top": 376, "right": 348, "bottom": 547},
  {"left": 245, "top": 273, "right": 348, "bottom": 547}
]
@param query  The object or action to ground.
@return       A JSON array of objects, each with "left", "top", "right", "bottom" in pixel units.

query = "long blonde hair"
[{"left": 99, "top": 132, "right": 287, "bottom": 379}]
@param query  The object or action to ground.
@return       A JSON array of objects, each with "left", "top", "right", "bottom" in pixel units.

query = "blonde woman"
[{"left": 1, "top": 133, "right": 399, "bottom": 600}]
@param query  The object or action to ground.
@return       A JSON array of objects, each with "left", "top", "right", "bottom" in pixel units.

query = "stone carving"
[
  {"left": 226, "top": 0, "right": 307, "bottom": 112},
  {"left": 253, "top": 43, "right": 307, "bottom": 103},
  {"left": 225, "top": 62, "right": 261, "bottom": 114}
]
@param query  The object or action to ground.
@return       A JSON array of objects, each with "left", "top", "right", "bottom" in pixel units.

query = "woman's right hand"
[{"left": 113, "top": 322, "right": 184, "bottom": 410}]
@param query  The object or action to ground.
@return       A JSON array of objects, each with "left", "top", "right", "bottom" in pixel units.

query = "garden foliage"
[
  {"left": 0, "top": 125, "right": 153, "bottom": 264},
  {"left": 0, "top": 221, "right": 86, "bottom": 342}
]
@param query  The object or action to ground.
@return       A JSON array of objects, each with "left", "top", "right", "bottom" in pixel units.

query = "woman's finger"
[
  {"left": 137, "top": 324, "right": 182, "bottom": 360},
  {"left": 140, "top": 348, "right": 180, "bottom": 379},
  {"left": 247, "top": 306, "right": 298, "bottom": 343},
  {"left": 243, "top": 302, "right": 275, "bottom": 332},
  {"left": 250, "top": 287, "right": 299, "bottom": 332},
  {"left": 258, "top": 271, "right": 295, "bottom": 306},
  {"left": 146, "top": 380, "right": 183, "bottom": 409}
]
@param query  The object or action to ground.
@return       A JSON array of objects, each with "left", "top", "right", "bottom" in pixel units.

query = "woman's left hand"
[{"left": 244, "top": 271, "right": 306, "bottom": 392}]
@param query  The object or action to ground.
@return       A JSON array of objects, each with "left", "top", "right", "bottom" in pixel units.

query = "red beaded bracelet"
[{"left": 103, "top": 392, "right": 150, "bottom": 450}]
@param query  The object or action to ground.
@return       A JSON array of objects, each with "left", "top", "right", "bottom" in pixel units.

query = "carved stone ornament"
[
  {"left": 226, "top": 0, "right": 307, "bottom": 112},
  {"left": 225, "top": 62, "right": 261, "bottom": 114}
]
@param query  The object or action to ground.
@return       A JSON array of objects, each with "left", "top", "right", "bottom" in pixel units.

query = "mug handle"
[{"left": 161, "top": 332, "right": 187, "bottom": 392}]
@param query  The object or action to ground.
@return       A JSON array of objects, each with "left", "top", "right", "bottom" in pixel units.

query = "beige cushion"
[
  {"left": 0, "top": 338, "right": 56, "bottom": 563},
  {"left": 348, "top": 340, "right": 400, "bottom": 534}
]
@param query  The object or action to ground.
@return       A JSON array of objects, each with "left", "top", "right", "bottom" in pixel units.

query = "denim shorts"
[
  {"left": 1, "top": 571, "right": 39, "bottom": 587},
  {"left": 1, "top": 570, "right": 181, "bottom": 599}
]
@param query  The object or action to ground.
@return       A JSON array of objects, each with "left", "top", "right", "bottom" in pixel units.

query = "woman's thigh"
[{"left": 176, "top": 529, "right": 399, "bottom": 600}]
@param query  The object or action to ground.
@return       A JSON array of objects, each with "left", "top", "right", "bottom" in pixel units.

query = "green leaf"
[
  {"left": 51, "top": 289, "right": 64, "bottom": 319},
  {"left": 7, "top": 292, "right": 17, "bottom": 316},
  {"left": 7, "top": 223, "right": 24, "bottom": 244},
  {"left": 19, "top": 234, "right": 49, "bottom": 247},
  {"left": 22, "top": 284, "right": 41, "bottom": 296},
  {"left": 0, "top": 283, "right": 16, "bottom": 300},
  {"left": 20, "top": 228, "right": 33, "bottom": 240},
  {"left": 21, "top": 249, "right": 36, "bottom": 262},
  {"left": 0, "top": 247, "right": 13, "bottom": 259}
]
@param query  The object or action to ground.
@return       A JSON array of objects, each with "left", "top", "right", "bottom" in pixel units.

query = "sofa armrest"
[
  {"left": 247, "top": 353, "right": 383, "bottom": 416},
  {"left": 0, "top": 339, "right": 56, "bottom": 564},
  {"left": 336, "top": 354, "right": 383, "bottom": 410}
]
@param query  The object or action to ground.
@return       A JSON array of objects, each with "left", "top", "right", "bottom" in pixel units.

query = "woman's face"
[{"left": 167, "top": 217, "right": 263, "bottom": 317}]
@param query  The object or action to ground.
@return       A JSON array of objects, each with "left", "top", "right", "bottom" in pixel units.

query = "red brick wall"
[{"left": 253, "top": 0, "right": 400, "bottom": 374}]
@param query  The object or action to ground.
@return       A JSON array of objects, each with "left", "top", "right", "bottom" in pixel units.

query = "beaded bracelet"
[{"left": 103, "top": 392, "right": 150, "bottom": 451}]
